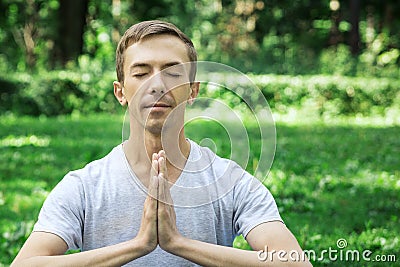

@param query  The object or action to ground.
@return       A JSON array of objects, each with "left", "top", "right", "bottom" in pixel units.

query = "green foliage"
[
  {"left": 0, "top": 69, "right": 118, "bottom": 116},
  {"left": 319, "top": 44, "right": 358, "bottom": 75},
  {"left": 262, "top": 123, "right": 400, "bottom": 266},
  {"left": 0, "top": 0, "right": 60, "bottom": 71},
  {"left": 2, "top": 72, "right": 398, "bottom": 118},
  {"left": 0, "top": 114, "right": 123, "bottom": 262},
  {"left": 199, "top": 74, "right": 400, "bottom": 117},
  {"left": 1, "top": 114, "right": 398, "bottom": 266},
  {"left": 1, "top": 0, "right": 400, "bottom": 77}
]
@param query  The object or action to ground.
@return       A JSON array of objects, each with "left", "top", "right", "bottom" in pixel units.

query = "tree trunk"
[
  {"left": 56, "top": 0, "right": 89, "bottom": 65},
  {"left": 349, "top": 0, "right": 361, "bottom": 55}
]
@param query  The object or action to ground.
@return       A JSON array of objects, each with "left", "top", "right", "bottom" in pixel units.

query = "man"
[{"left": 12, "top": 20, "right": 311, "bottom": 266}]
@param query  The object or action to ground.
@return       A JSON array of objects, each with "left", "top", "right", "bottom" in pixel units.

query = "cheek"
[
  {"left": 123, "top": 80, "right": 143, "bottom": 103},
  {"left": 170, "top": 85, "right": 191, "bottom": 102}
]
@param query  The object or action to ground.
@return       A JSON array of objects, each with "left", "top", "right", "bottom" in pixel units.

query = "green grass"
[{"left": 0, "top": 113, "right": 399, "bottom": 266}]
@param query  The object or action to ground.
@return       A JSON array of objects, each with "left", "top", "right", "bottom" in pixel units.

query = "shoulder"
[
  {"left": 188, "top": 139, "right": 243, "bottom": 173},
  {"left": 70, "top": 144, "right": 124, "bottom": 180},
  {"left": 191, "top": 140, "right": 271, "bottom": 195},
  {"left": 54, "top": 144, "right": 126, "bottom": 192},
  {"left": 188, "top": 139, "right": 258, "bottom": 190}
]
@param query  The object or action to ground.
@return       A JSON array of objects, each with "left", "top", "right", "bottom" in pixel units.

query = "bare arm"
[
  {"left": 11, "top": 158, "right": 160, "bottom": 267},
  {"left": 11, "top": 232, "right": 151, "bottom": 267},
  {"left": 160, "top": 211, "right": 311, "bottom": 266},
  {"left": 156, "top": 153, "right": 311, "bottom": 266}
]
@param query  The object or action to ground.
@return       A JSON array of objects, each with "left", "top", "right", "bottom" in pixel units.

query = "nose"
[{"left": 148, "top": 72, "right": 165, "bottom": 95}]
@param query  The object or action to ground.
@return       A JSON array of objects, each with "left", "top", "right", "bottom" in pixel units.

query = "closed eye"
[
  {"left": 165, "top": 72, "right": 183, "bottom": 77},
  {"left": 133, "top": 73, "right": 148, "bottom": 78}
]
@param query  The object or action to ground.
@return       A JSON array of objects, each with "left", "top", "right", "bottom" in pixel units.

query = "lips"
[
  {"left": 145, "top": 102, "right": 172, "bottom": 108},
  {"left": 142, "top": 101, "right": 174, "bottom": 113}
]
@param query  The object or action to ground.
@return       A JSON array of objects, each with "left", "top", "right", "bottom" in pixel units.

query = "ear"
[
  {"left": 188, "top": 82, "right": 200, "bottom": 105},
  {"left": 113, "top": 81, "right": 127, "bottom": 106}
]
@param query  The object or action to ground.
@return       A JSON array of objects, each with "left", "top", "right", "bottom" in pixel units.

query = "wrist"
[
  {"left": 130, "top": 236, "right": 157, "bottom": 256},
  {"left": 162, "top": 234, "right": 186, "bottom": 254}
]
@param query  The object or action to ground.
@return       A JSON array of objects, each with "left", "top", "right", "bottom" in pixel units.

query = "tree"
[
  {"left": 349, "top": 0, "right": 361, "bottom": 55},
  {"left": 54, "top": 0, "right": 89, "bottom": 66}
]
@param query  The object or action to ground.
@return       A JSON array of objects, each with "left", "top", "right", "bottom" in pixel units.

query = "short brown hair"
[{"left": 116, "top": 20, "right": 197, "bottom": 83}]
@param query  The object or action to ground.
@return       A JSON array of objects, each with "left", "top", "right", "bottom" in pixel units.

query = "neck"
[{"left": 123, "top": 121, "right": 190, "bottom": 180}]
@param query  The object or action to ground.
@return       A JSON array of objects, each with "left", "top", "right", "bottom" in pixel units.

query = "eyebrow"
[
  {"left": 129, "top": 63, "right": 150, "bottom": 72},
  {"left": 162, "top": 62, "right": 182, "bottom": 69}
]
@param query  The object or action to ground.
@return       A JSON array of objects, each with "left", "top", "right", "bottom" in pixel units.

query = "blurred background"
[{"left": 0, "top": 0, "right": 399, "bottom": 266}]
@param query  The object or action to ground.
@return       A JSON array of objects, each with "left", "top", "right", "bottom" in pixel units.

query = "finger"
[
  {"left": 158, "top": 173, "right": 166, "bottom": 204},
  {"left": 143, "top": 172, "right": 158, "bottom": 223},
  {"left": 163, "top": 175, "right": 173, "bottom": 205},
  {"left": 142, "top": 175, "right": 158, "bottom": 246},
  {"left": 158, "top": 150, "right": 166, "bottom": 163},
  {"left": 148, "top": 172, "right": 159, "bottom": 200},
  {"left": 159, "top": 157, "right": 172, "bottom": 198},
  {"left": 159, "top": 173, "right": 174, "bottom": 206},
  {"left": 158, "top": 150, "right": 165, "bottom": 157},
  {"left": 148, "top": 156, "right": 159, "bottom": 199},
  {"left": 151, "top": 154, "right": 159, "bottom": 178},
  {"left": 159, "top": 156, "right": 167, "bottom": 178}
]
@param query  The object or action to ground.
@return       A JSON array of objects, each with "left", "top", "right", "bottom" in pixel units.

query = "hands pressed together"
[
  {"left": 11, "top": 149, "right": 311, "bottom": 267},
  {"left": 136, "top": 150, "right": 183, "bottom": 255},
  {"left": 114, "top": 150, "right": 312, "bottom": 267}
]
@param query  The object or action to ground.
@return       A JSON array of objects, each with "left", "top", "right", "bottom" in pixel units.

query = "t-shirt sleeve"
[
  {"left": 33, "top": 172, "right": 85, "bottom": 250},
  {"left": 233, "top": 172, "right": 283, "bottom": 238}
]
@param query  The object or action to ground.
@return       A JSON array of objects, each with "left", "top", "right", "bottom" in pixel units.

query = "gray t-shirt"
[{"left": 33, "top": 140, "right": 282, "bottom": 266}]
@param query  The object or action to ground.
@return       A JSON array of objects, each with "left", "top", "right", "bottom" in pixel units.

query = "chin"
[
  {"left": 144, "top": 121, "right": 165, "bottom": 136},
  {"left": 142, "top": 113, "right": 181, "bottom": 136}
]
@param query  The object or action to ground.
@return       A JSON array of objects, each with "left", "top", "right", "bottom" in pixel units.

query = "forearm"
[
  {"left": 167, "top": 236, "right": 311, "bottom": 267},
  {"left": 12, "top": 238, "right": 150, "bottom": 267}
]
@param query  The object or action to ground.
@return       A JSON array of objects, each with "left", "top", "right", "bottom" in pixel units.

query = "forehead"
[{"left": 124, "top": 34, "right": 190, "bottom": 68}]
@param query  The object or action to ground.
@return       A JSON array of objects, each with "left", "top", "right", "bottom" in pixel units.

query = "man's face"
[{"left": 119, "top": 34, "right": 197, "bottom": 134}]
